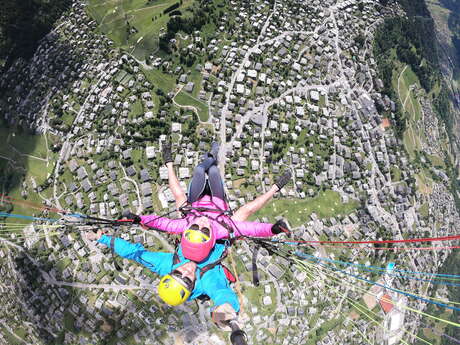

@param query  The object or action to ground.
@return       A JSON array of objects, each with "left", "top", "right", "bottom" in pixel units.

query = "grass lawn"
[
  {"left": 390, "top": 166, "right": 402, "bottom": 182},
  {"left": 232, "top": 178, "right": 246, "bottom": 189},
  {"left": 61, "top": 111, "right": 76, "bottom": 127},
  {"left": 402, "top": 65, "right": 421, "bottom": 88},
  {"left": 241, "top": 285, "right": 262, "bottom": 307},
  {"left": 427, "top": 154, "right": 445, "bottom": 168},
  {"left": 143, "top": 68, "right": 176, "bottom": 92},
  {"left": 128, "top": 99, "right": 144, "bottom": 120},
  {"left": 408, "top": 90, "right": 423, "bottom": 121},
  {"left": 403, "top": 125, "right": 421, "bottom": 160},
  {"left": 8, "top": 131, "right": 49, "bottom": 159},
  {"left": 415, "top": 171, "right": 433, "bottom": 195},
  {"left": 189, "top": 70, "right": 203, "bottom": 98},
  {"left": 14, "top": 327, "right": 27, "bottom": 339},
  {"left": 305, "top": 317, "right": 344, "bottom": 345},
  {"left": 419, "top": 202, "right": 429, "bottom": 218},
  {"left": 0, "top": 326, "right": 24, "bottom": 345},
  {"left": 63, "top": 311, "right": 76, "bottom": 332},
  {"left": 56, "top": 257, "right": 72, "bottom": 271},
  {"left": 249, "top": 190, "right": 359, "bottom": 227},
  {"left": 422, "top": 328, "right": 441, "bottom": 345},
  {"left": 174, "top": 90, "right": 209, "bottom": 121}
]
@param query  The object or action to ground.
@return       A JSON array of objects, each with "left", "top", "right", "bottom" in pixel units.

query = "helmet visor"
[{"left": 184, "top": 228, "right": 210, "bottom": 243}]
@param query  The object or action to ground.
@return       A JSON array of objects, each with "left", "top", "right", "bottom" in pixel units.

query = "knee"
[
  {"left": 207, "top": 165, "right": 220, "bottom": 178},
  {"left": 193, "top": 165, "right": 206, "bottom": 176}
]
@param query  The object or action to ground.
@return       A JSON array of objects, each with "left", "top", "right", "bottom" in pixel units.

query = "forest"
[{"left": 0, "top": 0, "right": 71, "bottom": 70}]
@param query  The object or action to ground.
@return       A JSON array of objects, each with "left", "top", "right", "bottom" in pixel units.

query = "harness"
[{"left": 172, "top": 244, "right": 237, "bottom": 283}]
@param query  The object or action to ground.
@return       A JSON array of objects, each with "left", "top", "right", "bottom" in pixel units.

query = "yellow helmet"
[{"left": 158, "top": 274, "right": 192, "bottom": 306}]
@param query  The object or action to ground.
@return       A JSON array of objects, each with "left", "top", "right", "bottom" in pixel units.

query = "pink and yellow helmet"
[{"left": 181, "top": 225, "right": 215, "bottom": 262}]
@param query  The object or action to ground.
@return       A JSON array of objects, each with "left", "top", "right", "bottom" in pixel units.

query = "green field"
[
  {"left": 87, "top": 0, "right": 195, "bottom": 60},
  {"left": 427, "top": 154, "right": 445, "bottom": 168},
  {"left": 415, "top": 170, "right": 433, "bottom": 195},
  {"left": 419, "top": 202, "right": 429, "bottom": 218},
  {"left": 396, "top": 65, "right": 423, "bottom": 159},
  {"left": 250, "top": 190, "right": 359, "bottom": 227},
  {"left": 0, "top": 326, "right": 24, "bottom": 345},
  {"left": 143, "top": 68, "right": 176, "bottom": 92},
  {"left": 390, "top": 166, "right": 402, "bottom": 182},
  {"left": 174, "top": 90, "right": 209, "bottom": 121}
]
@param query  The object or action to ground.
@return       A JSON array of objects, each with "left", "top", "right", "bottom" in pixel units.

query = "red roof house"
[{"left": 379, "top": 294, "right": 394, "bottom": 314}]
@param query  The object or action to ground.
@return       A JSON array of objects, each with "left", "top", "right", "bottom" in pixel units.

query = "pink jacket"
[{"left": 140, "top": 195, "right": 274, "bottom": 239}]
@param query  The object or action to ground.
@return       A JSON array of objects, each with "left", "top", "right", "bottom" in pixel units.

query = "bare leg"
[
  {"left": 167, "top": 162, "right": 187, "bottom": 209},
  {"left": 231, "top": 185, "right": 279, "bottom": 222}
]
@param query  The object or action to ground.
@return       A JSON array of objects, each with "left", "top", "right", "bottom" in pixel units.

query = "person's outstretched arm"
[
  {"left": 231, "top": 219, "right": 276, "bottom": 238},
  {"left": 96, "top": 234, "right": 172, "bottom": 275},
  {"left": 140, "top": 214, "right": 188, "bottom": 234},
  {"left": 166, "top": 162, "right": 187, "bottom": 209},
  {"left": 231, "top": 171, "right": 291, "bottom": 222},
  {"left": 231, "top": 185, "right": 278, "bottom": 222}
]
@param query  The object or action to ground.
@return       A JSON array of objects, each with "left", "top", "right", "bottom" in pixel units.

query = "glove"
[
  {"left": 275, "top": 170, "right": 291, "bottom": 191},
  {"left": 122, "top": 210, "right": 141, "bottom": 224},
  {"left": 271, "top": 220, "right": 290, "bottom": 235},
  {"left": 162, "top": 142, "right": 173, "bottom": 165},
  {"left": 212, "top": 303, "right": 238, "bottom": 331}
]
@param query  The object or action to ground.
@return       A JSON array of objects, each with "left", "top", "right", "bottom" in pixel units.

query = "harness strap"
[
  {"left": 173, "top": 250, "right": 180, "bottom": 265},
  {"left": 179, "top": 196, "right": 236, "bottom": 236},
  {"left": 200, "top": 250, "right": 228, "bottom": 277}
]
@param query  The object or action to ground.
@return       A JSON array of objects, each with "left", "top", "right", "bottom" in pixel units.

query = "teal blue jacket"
[{"left": 98, "top": 235, "right": 239, "bottom": 311}]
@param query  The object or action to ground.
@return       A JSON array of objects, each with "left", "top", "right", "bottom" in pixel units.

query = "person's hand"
[
  {"left": 271, "top": 220, "right": 290, "bottom": 235},
  {"left": 86, "top": 230, "right": 103, "bottom": 241},
  {"left": 122, "top": 210, "right": 141, "bottom": 224},
  {"left": 212, "top": 303, "right": 237, "bottom": 331}
]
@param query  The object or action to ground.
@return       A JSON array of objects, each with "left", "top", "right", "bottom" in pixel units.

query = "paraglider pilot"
[{"left": 87, "top": 141, "right": 291, "bottom": 333}]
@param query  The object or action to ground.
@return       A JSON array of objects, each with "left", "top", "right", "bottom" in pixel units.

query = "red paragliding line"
[
  {"left": 0, "top": 193, "right": 64, "bottom": 214},
  {"left": 273, "top": 227, "right": 460, "bottom": 245}
]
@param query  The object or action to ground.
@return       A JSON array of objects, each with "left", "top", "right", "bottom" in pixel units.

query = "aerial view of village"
[{"left": 0, "top": 0, "right": 459, "bottom": 344}]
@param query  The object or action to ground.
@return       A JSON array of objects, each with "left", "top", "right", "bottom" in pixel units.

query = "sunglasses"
[
  {"left": 188, "top": 224, "right": 210, "bottom": 237},
  {"left": 171, "top": 270, "right": 195, "bottom": 291}
]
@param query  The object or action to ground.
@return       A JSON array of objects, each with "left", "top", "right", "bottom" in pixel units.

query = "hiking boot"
[
  {"left": 275, "top": 170, "right": 291, "bottom": 191},
  {"left": 209, "top": 141, "right": 220, "bottom": 161}
]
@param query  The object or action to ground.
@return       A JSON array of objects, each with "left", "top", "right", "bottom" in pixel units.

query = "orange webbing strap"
[{"left": 228, "top": 246, "right": 244, "bottom": 315}]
